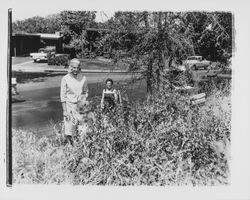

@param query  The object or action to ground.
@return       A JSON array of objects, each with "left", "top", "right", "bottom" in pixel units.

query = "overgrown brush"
[
  {"left": 48, "top": 53, "right": 70, "bottom": 66},
  {"left": 13, "top": 84, "right": 231, "bottom": 185}
]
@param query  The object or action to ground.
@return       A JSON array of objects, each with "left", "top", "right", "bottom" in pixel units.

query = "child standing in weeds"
[
  {"left": 100, "top": 78, "right": 119, "bottom": 113},
  {"left": 100, "top": 78, "right": 120, "bottom": 129},
  {"left": 60, "top": 58, "right": 88, "bottom": 144}
]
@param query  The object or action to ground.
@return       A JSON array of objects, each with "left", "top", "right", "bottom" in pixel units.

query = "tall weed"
[{"left": 13, "top": 82, "right": 231, "bottom": 185}]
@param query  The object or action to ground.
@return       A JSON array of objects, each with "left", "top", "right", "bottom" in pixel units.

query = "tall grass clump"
[
  {"left": 13, "top": 130, "right": 75, "bottom": 184},
  {"left": 13, "top": 81, "right": 231, "bottom": 185}
]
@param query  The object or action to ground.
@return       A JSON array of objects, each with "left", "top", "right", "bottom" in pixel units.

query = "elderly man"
[{"left": 60, "top": 58, "right": 88, "bottom": 144}]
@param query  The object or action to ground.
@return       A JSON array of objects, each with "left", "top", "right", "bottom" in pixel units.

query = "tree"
[
  {"left": 69, "top": 30, "right": 89, "bottom": 55},
  {"left": 100, "top": 11, "right": 194, "bottom": 98},
  {"left": 60, "top": 11, "right": 97, "bottom": 36},
  {"left": 44, "top": 14, "right": 62, "bottom": 33},
  {"left": 59, "top": 11, "right": 97, "bottom": 54},
  {"left": 12, "top": 14, "right": 61, "bottom": 33},
  {"left": 183, "top": 12, "right": 233, "bottom": 63}
]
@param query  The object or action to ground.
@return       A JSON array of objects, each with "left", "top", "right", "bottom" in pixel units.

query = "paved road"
[
  {"left": 12, "top": 73, "right": 146, "bottom": 136},
  {"left": 12, "top": 56, "right": 129, "bottom": 73}
]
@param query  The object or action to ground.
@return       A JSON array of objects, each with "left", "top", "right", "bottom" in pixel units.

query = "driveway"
[{"left": 12, "top": 56, "right": 129, "bottom": 73}]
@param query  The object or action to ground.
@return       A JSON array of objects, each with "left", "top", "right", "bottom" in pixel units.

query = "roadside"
[
  {"left": 12, "top": 56, "right": 231, "bottom": 85},
  {"left": 12, "top": 56, "right": 129, "bottom": 73},
  {"left": 12, "top": 56, "right": 32, "bottom": 65}
]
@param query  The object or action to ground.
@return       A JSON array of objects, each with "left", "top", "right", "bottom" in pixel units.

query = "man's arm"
[
  {"left": 60, "top": 77, "right": 68, "bottom": 117},
  {"left": 61, "top": 102, "right": 67, "bottom": 116},
  {"left": 114, "top": 89, "right": 119, "bottom": 104},
  {"left": 83, "top": 79, "right": 89, "bottom": 99},
  {"left": 80, "top": 75, "right": 88, "bottom": 99},
  {"left": 100, "top": 90, "right": 104, "bottom": 109}
]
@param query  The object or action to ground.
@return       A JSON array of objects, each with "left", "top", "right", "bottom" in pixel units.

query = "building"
[
  {"left": 11, "top": 33, "right": 41, "bottom": 56},
  {"left": 34, "top": 32, "right": 63, "bottom": 53},
  {"left": 11, "top": 32, "right": 63, "bottom": 56}
]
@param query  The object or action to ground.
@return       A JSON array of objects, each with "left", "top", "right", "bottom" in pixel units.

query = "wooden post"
[{"left": 7, "top": 8, "right": 12, "bottom": 186}]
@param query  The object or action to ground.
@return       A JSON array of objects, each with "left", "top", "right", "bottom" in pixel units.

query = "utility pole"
[{"left": 7, "top": 8, "right": 12, "bottom": 186}]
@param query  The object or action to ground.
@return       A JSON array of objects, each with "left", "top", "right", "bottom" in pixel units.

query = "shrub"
[
  {"left": 48, "top": 53, "right": 70, "bottom": 66},
  {"left": 198, "top": 76, "right": 231, "bottom": 96},
  {"left": 13, "top": 84, "right": 231, "bottom": 185}
]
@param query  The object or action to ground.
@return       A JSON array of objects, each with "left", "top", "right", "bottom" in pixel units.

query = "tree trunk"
[
  {"left": 147, "top": 57, "right": 153, "bottom": 102},
  {"left": 156, "top": 12, "right": 164, "bottom": 90},
  {"left": 143, "top": 11, "right": 153, "bottom": 102}
]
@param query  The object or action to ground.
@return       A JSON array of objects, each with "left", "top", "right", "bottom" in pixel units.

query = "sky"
[
  {"left": 4, "top": 0, "right": 120, "bottom": 22},
  {"left": 6, "top": 0, "right": 238, "bottom": 22},
  {"left": 12, "top": 9, "right": 115, "bottom": 22}
]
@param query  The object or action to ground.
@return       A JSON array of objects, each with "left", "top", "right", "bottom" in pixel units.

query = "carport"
[{"left": 35, "top": 32, "right": 63, "bottom": 53}]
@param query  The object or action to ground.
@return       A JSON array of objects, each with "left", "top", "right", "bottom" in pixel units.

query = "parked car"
[
  {"left": 184, "top": 56, "right": 211, "bottom": 70},
  {"left": 30, "top": 46, "right": 56, "bottom": 62}
]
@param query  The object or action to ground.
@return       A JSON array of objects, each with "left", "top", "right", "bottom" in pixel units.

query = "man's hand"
[{"left": 63, "top": 110, "right": 69, "bottom": 120}]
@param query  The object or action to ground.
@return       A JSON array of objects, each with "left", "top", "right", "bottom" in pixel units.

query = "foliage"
[
  {"left": 13, "top": 84, "right": 231, "bottom": 185},
  {"left": 183, "top": 12, "right": 233, "bottom": 64},
  {"left": 99, "top": 12, "right": 196, "bottom": 95},
  {"left": 67, "top": 31, "right": 89, "bottom": 56},
  {"left": 13, "top": 14, "right": 61, "bottom": 34},
  {"left": 12, "top": 11, "right": 98, "bottom": 55},
  {"left": 48, "top": 53, "right": 70, "bottom": 66},
  {"left": 101, "top": 11, "right": 195, "bottom": 58},
  {"left": 57, "top": 11, "right": 99, "bottom": 57},
  {"left": 59, "top": 11, "right": 97, "bottom": 46},
  {"left": 98, "top": 11, "right": 232, "bottom": 95},
  {"left": 60, "top": 11, "right": 97, "bottom": 35},
  {"left": 12, "top": 11, "right": 232, "bottom": 66}
]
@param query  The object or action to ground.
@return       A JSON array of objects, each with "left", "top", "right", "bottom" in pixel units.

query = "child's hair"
[{"left": 105, "top": 78, "right": 114, "bottom": 85}]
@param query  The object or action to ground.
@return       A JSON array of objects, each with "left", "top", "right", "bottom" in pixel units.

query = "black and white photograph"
[{"left": 1, "top": 0, "right": 250, "bottom": 199}]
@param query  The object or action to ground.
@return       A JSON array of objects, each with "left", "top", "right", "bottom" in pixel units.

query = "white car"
[
  {"left": 184, "top": 56, "right": 211, "bottom": 70},
  {"left": 30, "top": 47, "right": 55, "bottom": 62},
  {"left": 30, "top": 50, "right": 48, "bottom": 62}
]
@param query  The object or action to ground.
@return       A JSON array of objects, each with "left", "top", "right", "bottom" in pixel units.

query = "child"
[{"left": 100, "top": 78, "right": 118, "bottom": 113}]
